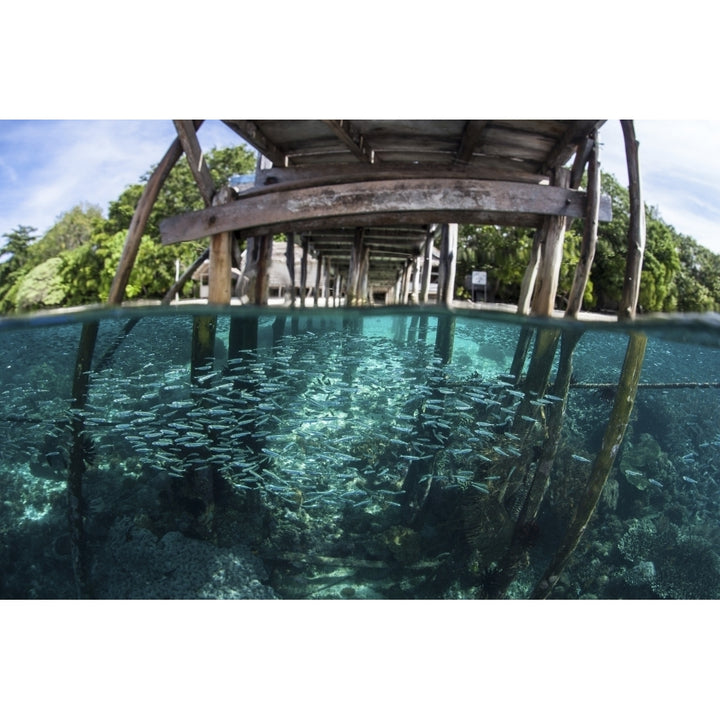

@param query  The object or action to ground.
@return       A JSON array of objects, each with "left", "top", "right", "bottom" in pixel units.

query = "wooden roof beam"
[
  {"left": 323, "top": 120, "right": 375, "bottom": 163},
  {"left": 539, "top": 120, "right": 605, "bottom": 175},
  {"left": 454, "top": 120, "right": 489, "bottom": 164},
  {"left": 221, "top": 120, "right": 289, "bottom": 167},
  {"left": 173, "top": 120, "right": 216, "bottom": 206}
]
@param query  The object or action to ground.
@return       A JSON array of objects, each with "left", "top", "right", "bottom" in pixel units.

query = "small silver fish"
[{"left": 571, "top": 454, "right": 591, "bottom": 463}]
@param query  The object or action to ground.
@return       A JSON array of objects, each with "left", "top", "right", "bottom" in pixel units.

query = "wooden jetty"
[
  {"left": 64, "top": 120, "right": 648, "bottom": 598},
  {"left": 107, "top": 120, "right": 644, "bottom": 317}
]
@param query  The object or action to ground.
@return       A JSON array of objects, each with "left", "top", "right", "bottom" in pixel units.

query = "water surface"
[{"left": 2, "top": 305, "right": 719, "bottom": 599}]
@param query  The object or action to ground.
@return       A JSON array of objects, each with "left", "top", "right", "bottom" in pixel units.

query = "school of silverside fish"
[{"left": 2, "top": 308, "right": 720, "bottom": 599}]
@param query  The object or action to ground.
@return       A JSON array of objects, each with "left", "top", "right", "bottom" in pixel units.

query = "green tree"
[
  {"left": 105, "top": 144, "right": 257, "bottom": 241},
  {"left": 457, "top": 225, "right": 533, "bottom": 302},
  {"left": 14, "top": 257, "right": 67, "bottom": 311},
  {"left": 0, "top": 226, "right": 39, "bottom": 311},
  {"left": 586, "top": 172, "right": 630, "bottom": 311},
  {"left": 637, "top": 210, "right": 681, "bottom": 312},
  {"left": 27, "top": 203, "right": 104, "bottom": 264}
]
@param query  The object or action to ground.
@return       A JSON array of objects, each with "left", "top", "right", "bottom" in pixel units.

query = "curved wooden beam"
[
  {"left": 619, "top": 119, "right": 646, "bottom": 320},
  {"left": 160, "top": 177, "right": 611, "bottom": 245},
  {"left": 108, "top": 120, "right": 203, "bottom": 305}
]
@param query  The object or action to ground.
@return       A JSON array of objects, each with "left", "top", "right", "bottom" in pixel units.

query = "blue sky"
[{"left": 1, "top": 119, "right": 720, "bottom": 254}]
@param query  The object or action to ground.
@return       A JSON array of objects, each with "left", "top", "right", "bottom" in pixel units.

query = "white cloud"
[{"left": 0, "top": 120, "right": 254, "bottom": 240}]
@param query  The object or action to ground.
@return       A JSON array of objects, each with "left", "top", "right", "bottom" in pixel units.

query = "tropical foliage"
[
  {"left": 1, "top": 148, "right": 720, "bottom": 314},
  {"left": 0, "top": 144, "right": 256, "bottom": 313},
  {"left": 457, "top": 172, "right": 716, "bottom": 314}
]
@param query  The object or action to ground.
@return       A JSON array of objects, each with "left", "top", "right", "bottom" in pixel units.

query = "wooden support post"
[
  {"left": 399, "top": 261, "right": 409, "bottom": 304},
  {"left": 409, "top": 258, "right": 420, "bottom": 304},
  {"left": 436, "top": 223, "right": 458, "bottom": 306},
  {"left": 323, "top": 257, "right": 331, "bottom": 305},
  {"left": 420, "top": 228, "right": 434, "bottom": 303},
  {"left": 286, "top": 232, "right": 296, "bottom": 306},
  {"left": 434, "top": 313, "right": 456, "bottom": 364},
  {"left": 255, "top": 235, "right": 273, "bottom": 305},
  {"left": 173, "top": 120, "right": 215, "bottom": 207},
  {"left": 314, "top": 252, "right": 322, "bottom": 307},
  {"left": 192, "top": 188, "right": 234, "bottom": 382},
  {"left": 67, "top": 320, "right": 99, "bottom": 597},
  {"left": 358, "top": 244, "right": 370, "bottom": 305},
  {"left": 516, "top": 229, "right": 543, "bottom": 316},
  {"left": 531, "top": 167, "right": 570, "bottom": 316},
  {"left": 207, "top": 188, "right": 235, "bottom": 305},
  {"left": 619, "top": 120, "right": 646, "bottom": 321},
  {"left": 346, "top": 228, "right": 364, "bottom": 306},
  {"left": 403, "top": 261, "right": 414, "bottom": 304},
  {"left": 532, "top": 331, "right": 647, "bottom": 598},
  {"left": 487, "top": 329, "right": 583, "bottom": 598},
  {"left": 300, "top": 237, "right": 308, "bottom": 308},
  {"left": 334, "top": 273, "right": 341, "bottom": 307},
  {"left": 566, "top": 131, "right": 601, "bottom": 318},
  {"left": 108, "top": 121, "right": 203, "bottom": 304}
]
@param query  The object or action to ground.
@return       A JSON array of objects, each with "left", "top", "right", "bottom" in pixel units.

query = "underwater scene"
[{"left": 2, "top": 305, "right": 720, "bottom": 599}]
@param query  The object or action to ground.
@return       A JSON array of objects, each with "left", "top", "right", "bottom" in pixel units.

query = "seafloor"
[{"left": 2, "top": 306, "right": 720, "bottom": 599}]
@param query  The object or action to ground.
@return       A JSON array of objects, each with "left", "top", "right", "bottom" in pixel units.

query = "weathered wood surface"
[
  {"left": 532, "top": 331, "right": 647, "bottom": 598},
  {"left": 516, "top": 229, "right": 542, "bottom": 316},
  {"left": 420, "top": 229, "right": 434, "bottom": 302},
  {"left": 437, "top": 223, "right": 458, "bottom": 306},
  {"left": 222, "top": 120, "right": 604, "bottom": 176},
  {"left": 531, "top": 168, "right": 571, "bottom": 316},
  {"left": 108, "top": 120, "right": 203, "bottom": 304},
  {"left": 565, "top": 131, "right": 601, "bottom": 318},
  {"left": 454, "top": 120, "right": 489, "bottom": 164},
  {"left": 619, "top": 120, "right": 646, "bottom": 321},
  {"left": 173, "top": 120, "right": 215, "bottom": 206},
  {"left": 254, "top": 161, "right": 551, "bottom": 188},
  {"left": 323, "top": 121, "right": 375, "bottom": 163},
  {"left": 160, "top": 178, "right": 611, "bottom": 245},
  {"left": 207, "top": 187, "right": 235, "bottom": 305},
  {"left": 222, "top": 120, "right": 288, "bottom": 166}
]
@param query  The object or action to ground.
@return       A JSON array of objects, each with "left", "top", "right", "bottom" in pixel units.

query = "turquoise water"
[{"left": 2, "top": 305, "right": 720, "bottom": 599}]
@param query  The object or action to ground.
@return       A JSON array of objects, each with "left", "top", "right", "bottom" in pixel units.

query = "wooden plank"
[
  {"left": 323, "top": 121, "right": 375, "bottom": 163},
  {"left": 161, "top": 178, "right": 610, "bottom": 245},
  {"left": 254, "top": 161, "right": 550, "bottom": 189},
  {"left": 539, "top": 120, "right": 605, "bottom": 175},
  {"left": 222, "top": 120, "right": 288, "bottom": 167},
  {"left": 173, "top": 120, "right": 215, "bottom": 206}
]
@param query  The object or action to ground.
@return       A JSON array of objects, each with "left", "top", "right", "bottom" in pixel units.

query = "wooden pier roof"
[{"left": 159, "top": 120, "right": 609, "bottom": 291}]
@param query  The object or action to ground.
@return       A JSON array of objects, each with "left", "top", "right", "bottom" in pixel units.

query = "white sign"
[{"left": 472, "top": 271, "right": 487, "bottom": 286}]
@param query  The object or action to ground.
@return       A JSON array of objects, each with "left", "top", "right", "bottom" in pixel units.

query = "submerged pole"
[
  {"left": 486, "top": 328, "right": 583, "bottom": 598},
  {"left": 532, "top": 331, "right": 647, "bottom": 598},
  {"left": 67, "top": 321, "right": 99, "bottom": 597}
]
